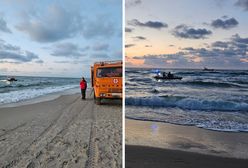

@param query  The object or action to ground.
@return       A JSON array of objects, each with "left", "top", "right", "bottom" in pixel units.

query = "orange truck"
[{"left": 91, "top": 60, "right": 122, "bottom": 104}]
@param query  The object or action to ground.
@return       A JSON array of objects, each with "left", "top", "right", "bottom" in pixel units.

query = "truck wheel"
[{"left": 95, "top": 98, "right": 101, "bottom": 105}]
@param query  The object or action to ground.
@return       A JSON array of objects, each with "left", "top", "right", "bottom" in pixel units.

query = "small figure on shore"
[{"left": 80, "top": 77, "right": 87, "bottom": 100}]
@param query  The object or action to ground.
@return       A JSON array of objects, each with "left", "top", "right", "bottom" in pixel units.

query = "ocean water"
[
  {"left": 125, "top": 68, "right": 248, "bottom": 132},
  {"left": 0, "top": 76, "right": 82, "bottom": 105}
]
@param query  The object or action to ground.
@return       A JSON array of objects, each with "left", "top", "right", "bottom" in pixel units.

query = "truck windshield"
[{"left": 97, "top": 67, "right": 122, "bottom": 77}]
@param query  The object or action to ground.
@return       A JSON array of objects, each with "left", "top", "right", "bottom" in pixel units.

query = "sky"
[
  {"left": 0, "top": 0, "right": 122, "bottom": 77},
  {"left": 125, "top": 0, "right": 248, "bottom": 69}
]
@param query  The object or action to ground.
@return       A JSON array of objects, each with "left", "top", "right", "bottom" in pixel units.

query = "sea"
[
  {"left": 0, "top": 76, "right": 82, "bottom": 106},
  {"left": 125, "top": 68, "right": 248, "bottom": 132}
]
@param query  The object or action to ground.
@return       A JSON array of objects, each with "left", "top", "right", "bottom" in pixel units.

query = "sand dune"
[{"left": 0, "top": 92, "right": 122, "bottom": 168}]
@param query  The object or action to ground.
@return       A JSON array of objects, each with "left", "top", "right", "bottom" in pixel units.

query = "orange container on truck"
[{"left": 91, "top": 60, "right": 122, "bottom": 104}]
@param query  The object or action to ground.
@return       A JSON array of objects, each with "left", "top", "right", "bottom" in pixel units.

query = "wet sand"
[
  {"left": 0, "top": 91, "right": 122, "bottom": 168},
  {"left": 126, "top": 145, "right": 248, "bottom": 168},
  {"left": 126, "top": 119, "right": 248, "bottom": 168}
]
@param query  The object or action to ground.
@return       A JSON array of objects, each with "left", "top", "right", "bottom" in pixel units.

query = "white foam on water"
[
  {"left": 125, "top": 96, "right": 248, "bottom": 112},
  {"left": 0, "top": 84, "right": 78, "bottom": 105},
  {"left": 126, "top": 106, "right": 248, "bottom": 132}
]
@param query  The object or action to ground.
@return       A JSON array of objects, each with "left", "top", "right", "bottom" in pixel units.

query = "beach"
[
  {"left": 125, "top": 119, "right": 248, "bottom": 168},
  {"left": 0, "top": 91, "right": 122, "bottom": 168}
]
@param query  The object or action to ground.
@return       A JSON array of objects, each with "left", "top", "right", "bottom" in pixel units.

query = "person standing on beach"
[{"left": 80, "top": 77, "right": 87, "bottom": 99}]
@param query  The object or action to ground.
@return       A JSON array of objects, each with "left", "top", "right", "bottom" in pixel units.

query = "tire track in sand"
[
  {"left": 4, "top": 96, "right": 85, "bottom": 168},
  {"left": 86, "top": 101, "right": 98, "bottom": 168}
]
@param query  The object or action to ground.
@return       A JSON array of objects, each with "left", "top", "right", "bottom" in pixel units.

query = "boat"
[
  {"left": 154, "top": 75, "right": 182, "bottom": 80},
  {"left": 203, "top": 67, "right": 214, "bottom": 71},
  {"left": 7, "top": 77, "right": 17, "bottom": 82}
]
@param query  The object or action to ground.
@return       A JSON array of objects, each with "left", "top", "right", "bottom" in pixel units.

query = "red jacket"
[{"left": 80, "top": 80, "right": 87, "bottom": 89}]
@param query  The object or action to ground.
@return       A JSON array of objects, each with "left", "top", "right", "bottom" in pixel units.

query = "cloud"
[
  {"left": 82, "top": 15, "right": 116, "bottom": 39},
  {"left": 235, "top": 0, "right": 248, "bottom": 11},
  {"left": 126, "top": 0, "right": 142, "bottom": 8},
  {"left": 0, "top": 41, "right": 40, "bottom": 63},
  {"left": 128, "top": 34, "right": 248, "bottom": 69},
  {"left": 212, "top": 41, "right": 229, "bottom": 48},
  {"left": 91, "top": 53, "right": 109, "bottom": 58},
  {"left": 0, "top": 16, "right": 12, "bottom": 33},
  {"left": 50, "top": 42, "right": 86, "bottom": 58},
  {"left": 125, "top": 27, "right": 133, "bottom": 32},
  {"left": 232, "top": 34, "right": 248, "bottom": 44},
  {"left": 145, "top": 45, "right": 152, "bottom": 47},
  {"left": 0, "top": 50, "right": 38, "bottom": 62},
  {"left": 15, "top": 4, "right": 83, "bottom": 43},
  {"left": 15, "top": 4, "right": 118, "bottom": 42},
  {"left": 125, "top": 44, "right": 135, "bottom": 48},
  {"left": 172, "top": 24, "right": 212, "bottom": 39},
  {"left": 128, "top": 19, "right": 168, "bottom": 29},
  {"left": 211, "top": 17, "right": 239, "bottom": 29},
  {"left": 133, "top": 36, "right": 146, "bottom": 40},
  {"left": 92, "top": 43, "right": 109, "bottom": 51},
  {"left": 0, "top": 43, "right": 20, "bottom": 51},
  {"left": 182, "top": 34, "right": 248, "bottom": 58},
  {"left": 35, "top": 60, "right": 44, "bottom": 64}
]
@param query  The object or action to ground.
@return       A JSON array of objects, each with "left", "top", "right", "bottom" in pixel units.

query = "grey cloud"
[
  {"left": 126, "top": 0, "right": 142, "bottom": 8},
  {"left": 82, "top": 15, "right": 115, "bottom": 39},
  {"left": 125, "top": 44, "right": 135, "bottom": 48},
  {"left": 182, "top": 34, "right": 248, "bottom": 58},
  {"left": 125, "top": 27, "right": 133, "bottom": 32},
  {"left": 129, "top": 35, "right": 248, "bottom": 69},
  {"left": 15, "top": 5, "right": 83, "bottom": 43},
  {"left": 145, "top": 45, "right": 152, "bottom": 47},
  {"left": 54, "top": 61, "right": 70, "bottom": 64},
  {"left": 0, "top": 42, "right": 20, "bottom": 51},
  {"left": 51, "top": 42, "right": 86, "bottom": 58},
  {"left": 172, "top": 24, "right": 212, "bottom": 39},
  {"left": 92, "top": 43, "right": 109, "bottom": 51},
  {"left": 0, "top": 41, "right": 40, "bottom": 63},
  {"left": 0, "top": 50, "right": 38, "bottom": 62},
  {"left": 91, "top": 53, "right": 109, "bottom": 58},
  {"left": 133, "top": 36, "right": 146, "bottom": 40},
  {"left": 212, "top": 41, "right": 229, "bottom": 48},
  {"left": 0, "top": 17, "right": 12, "bottom": 33},
  {"left": 182, "top": 47, "right": 194, "bottom": 51},
  {"left": 128, "top": 19, "right": 168, "bottom": 29},
  {"left": 211, "top": 17, "right": 239, "bottom": 29},
  {"left": 235, "top": 0, "right": 248, "bottom": 11},
  {"left": 232, "top": 34, "right": 248, "bottom": 44},
  {"left": 35, "top": 60, "right": 44, "bottom": 64}
]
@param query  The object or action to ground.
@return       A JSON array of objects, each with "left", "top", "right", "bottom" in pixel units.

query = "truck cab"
[{"left": 91, "top": 61, "right": 122, "bottom": 104}]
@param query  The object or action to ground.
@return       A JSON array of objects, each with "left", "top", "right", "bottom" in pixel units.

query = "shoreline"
[
  {"left": 126, "top": 116, "right": 248, "bottom": 133},
  {"left": 0, "top": 87, "right": 82, "bottom": 108},
  {"left": 125, "top": 119, "right": 248, "bottom": 159}
]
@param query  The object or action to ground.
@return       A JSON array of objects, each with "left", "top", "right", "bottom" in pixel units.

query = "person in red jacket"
[{"left": 80, "top": 77, "right": 87, "bottom": 99}]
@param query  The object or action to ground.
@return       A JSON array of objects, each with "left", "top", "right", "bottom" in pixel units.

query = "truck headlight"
[{"left": 100, "top": 93, "right": 106, "bottom": 97}]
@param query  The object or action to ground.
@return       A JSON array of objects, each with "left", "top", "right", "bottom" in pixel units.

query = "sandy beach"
[
  {"left": 126, "top": 119, "right": 248, "bottom": 168},
  {"left": 0, "top": 91, "right": 122, "bottom": 168}
]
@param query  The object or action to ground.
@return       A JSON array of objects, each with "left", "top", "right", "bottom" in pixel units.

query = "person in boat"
[
  {"left": 167, "top": 72, "right": 174, "bottom": 78},
  {"left": 162, "top": 72, "right": 166, "bottom": 77}
]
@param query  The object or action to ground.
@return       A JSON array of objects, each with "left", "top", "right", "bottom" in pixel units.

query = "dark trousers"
[{"left": 81, "top": 89, "right": 86, "bottom": 99}]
